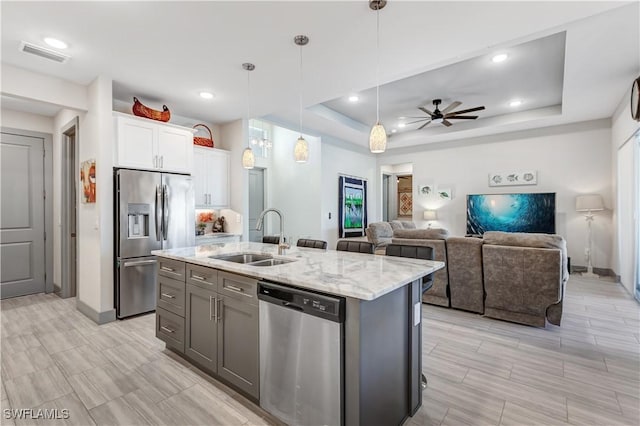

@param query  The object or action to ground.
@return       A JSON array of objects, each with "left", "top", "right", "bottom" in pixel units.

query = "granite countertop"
[
  {"left": 195, "top": 233, "right": 240, "bottom": 238},
  {"left": 152, "top": 242, "right": 445, "bottom": 301}
]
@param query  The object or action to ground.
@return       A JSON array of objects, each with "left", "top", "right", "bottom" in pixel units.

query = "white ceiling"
[{"left": 1, "top": 1, "right": 638, "bottom": 150}]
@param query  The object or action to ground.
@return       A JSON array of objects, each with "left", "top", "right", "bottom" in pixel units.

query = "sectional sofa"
[{"left": 366, "top": 222, "right": 568, "bottom": 327}]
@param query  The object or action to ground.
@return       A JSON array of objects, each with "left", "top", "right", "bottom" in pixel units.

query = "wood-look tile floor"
[{"left": 0, "top": 274, "right": 638, "bottom": 426}]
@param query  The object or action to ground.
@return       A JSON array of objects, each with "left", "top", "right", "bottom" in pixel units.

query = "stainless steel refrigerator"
[{"left": 115, "top": 169, "right": 194, "bottom": 318}]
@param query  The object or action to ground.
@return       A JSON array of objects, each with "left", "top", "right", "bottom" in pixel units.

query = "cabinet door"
[
  {"left": 116, "top": 117, "right": 156, "bottom": 169},
  {"left": 217, "top": 295, "right": 259, "bottom": 399},
  {"left": 185, "top": 283, "right": 218, "bottom": 373},
  {"left": 207, "top": 150, "right": 229, "bottom": 208},
  {"left": 193, "top": 147, "right": 209, "bottom": 207},
  {"left": 158, "top": 127, "right": 193, "bottom": 173}
]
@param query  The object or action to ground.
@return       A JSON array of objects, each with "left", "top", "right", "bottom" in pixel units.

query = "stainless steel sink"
[
  {"left": 209, "top": 253, "right": 297, "bottom": 267},
  {"left": 209, "top": 253, "right": 273, "bottom": 264},
  {"left": 249, "top": 258, "right": 297, "bottom": 267}
]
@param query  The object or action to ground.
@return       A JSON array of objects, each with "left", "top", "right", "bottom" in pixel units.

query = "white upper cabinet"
[
  {"left": 114, "top": 113, "right": 194, "bottom": 174},
  {"left": 193, "top": 146, "right": 230, "bottom": 209}
]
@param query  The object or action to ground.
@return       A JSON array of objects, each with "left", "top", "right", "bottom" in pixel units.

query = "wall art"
[
  {"left": 80, "top": 159, "right": 96, "bottom": 203},
  {"left": 418, "top": 184, "right": 434, "bottom": 196},
  {"left": 488, "top": 170, "right": 537, "bottom": 187},
  {"left": 438, "top": 187, "right": 452, "bottom": 200},
  {"left": 339, "top": 175, "right": 368, "bottom": 238}
]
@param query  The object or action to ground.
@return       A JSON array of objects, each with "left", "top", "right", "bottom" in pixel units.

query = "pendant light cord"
[
  {"left": 376, "top": 6, "right": 380, "bottom": 124},
  {"left": 299, "top": 44, "right": 303, "bottom": 137},
  {"left": 247, "top": 69, "right": 251, "bottom": 148}
]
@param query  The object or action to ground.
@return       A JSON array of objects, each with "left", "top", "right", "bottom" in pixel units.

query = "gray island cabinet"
[{"left": 152, "top": 242, "right": 444, "bottom": 426}]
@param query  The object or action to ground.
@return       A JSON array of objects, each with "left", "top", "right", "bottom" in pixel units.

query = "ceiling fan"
[{"left": 406, "top": 99, "right": 485, "bottom": 129}]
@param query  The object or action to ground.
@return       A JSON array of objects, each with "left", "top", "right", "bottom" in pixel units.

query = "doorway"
[
  {"left": 61, "top": 118, "right": 79, "bottom": 298},
  {"left": 248, "top": 168, "right": 265, "bottom": 242},
  {"left": 397, "top": 175, "right": 413, "bottom": 219},
  {"left": 0, "top": 130, "right": 51, "bottom": 298},
  {"left": 382, "top": 174, "right": 390, "bottom": 222}
]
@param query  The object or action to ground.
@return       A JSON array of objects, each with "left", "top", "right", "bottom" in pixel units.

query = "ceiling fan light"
[
  {"left": 294, "top": 137, "right": 309, "bottom": 163},
  {"left": 432, "top": 117, "right": 444, "bottom": 124},
  {"left": 369, "top": 123, "right": 387, "bottom": 153},
  {"left": 242, "top": 147, "right": 255, "bottom": 169}
]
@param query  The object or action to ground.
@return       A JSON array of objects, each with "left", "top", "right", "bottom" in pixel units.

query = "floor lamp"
[{"left": 576, "top": 194, "right": 604, "bottom": 278}]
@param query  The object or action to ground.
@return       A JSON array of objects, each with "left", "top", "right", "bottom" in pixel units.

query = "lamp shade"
[
  {"left": 294, "top": 137, "right": 308, "bottom": 163},
  {"left": 423, "top": 210, "right": 437, "bottom": 221},
  {"left": 369, "top": 123, "right": 387, "bottom": 153},
  {"left": 576, "top": 194, "right": 604, "bottom": 212},
  {"left": 242, "top": 147, "right": 255, "bottom": 169}
]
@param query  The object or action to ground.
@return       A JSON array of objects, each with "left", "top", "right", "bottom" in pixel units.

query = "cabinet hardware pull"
[
  {"left": 192, "top": 274, "right": 205, "bottom": 281},
  {"left": 213, "top": 296, "right": 218, "bottom": 322},
  {"left": 153, "top": 155, "right": 157, "bottom": 168},
  {"left": 209, "top": 295, "right": 213, "bottom": 320},
  {"left": 161, "top": 293, "right": 175, "bottom": 299},
  {"left": 161, "top": 266, "right": 175, "bottom": 272},
  {"left": 160, "top": 326, "right": 174, "bottom": 334},
  {"left": 217, "top": 298, "right": 222, "bottom": 321},
  {"left": 160, "top": 156, "right": 164, "bottom": 168},
  {"left": 226, "top": 284, "right": 244, "bottom": 293}
]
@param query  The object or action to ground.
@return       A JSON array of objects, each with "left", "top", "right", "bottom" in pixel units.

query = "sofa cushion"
[
  {"left": 390, "top": 220, "right": 417, "bottom": 230},
  {"left": 393, "top": 228, "right": 450, "bottom": 240},
  {"left": 483, "top": 231, "right": 568, "bottom": 282},
  {"left": 366, "top": 222, "right": 393, "bottom": 247}
]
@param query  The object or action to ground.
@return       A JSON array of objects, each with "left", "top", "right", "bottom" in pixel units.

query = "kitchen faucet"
[{"left": 256, "top": 208, "right": 290, "bottom": 255}]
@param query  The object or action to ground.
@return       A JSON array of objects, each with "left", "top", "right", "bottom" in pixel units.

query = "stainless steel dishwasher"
[{"left": 258, "top": 281, "right": 345, "bottom": 426}]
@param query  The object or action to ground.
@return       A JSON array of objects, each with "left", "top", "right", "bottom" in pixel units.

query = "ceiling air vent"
[{"left": 19, "top": 41, "right": 70, "bottom": 63}]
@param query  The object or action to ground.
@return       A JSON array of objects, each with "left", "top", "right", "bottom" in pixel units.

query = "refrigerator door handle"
[
  {"left": 162, "top": 184, "right": 169, "bottom": 241},
  {"left": 155, "top": 185, "right": 163, "bottom": 241}
]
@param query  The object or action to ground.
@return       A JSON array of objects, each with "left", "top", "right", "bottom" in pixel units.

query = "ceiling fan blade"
[
  {"left": 441, "top": 101, "right": 462, "bottom": 115},
  {"left": 447, "top": 106, "right": 485, "bottom": 115},
  {"left": 418, "top": 107, "right": 434, "bottom": 116},
  {"left": 446, "top": 115, "right": 478, "bottom": 120},
  {"left": 418, "top": 121, "right": 432, "bottom": 130},
  {"left": 406, "top": 119, "right": 429, "bottom": 125},
  {"left": 442, "top": 119, "right": 452, "bottom": 127}
]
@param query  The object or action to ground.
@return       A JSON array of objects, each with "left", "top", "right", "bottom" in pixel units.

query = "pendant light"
[
  {"left": 369, "top": 0, "right": 387, "bottom": 153},
  {"left": 242, "top": 63, "right": 256, "bottom": 169},
  {"left": 294, "top": 35, "right": 309, "bottom": 163}
]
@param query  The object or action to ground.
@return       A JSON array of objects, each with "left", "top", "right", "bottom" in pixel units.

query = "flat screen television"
[{"left": 466, "top": 192, "right": 556, "bottom": 235}]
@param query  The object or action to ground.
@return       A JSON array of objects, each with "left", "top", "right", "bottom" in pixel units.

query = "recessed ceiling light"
[
  {"left": 199, "top": 92, "right": 214, "bottom": 99},
  {"left": 391, "top": 129, "right": 397, "bottom": 133},
  {"left": 398, "top": 122, "right": 406, "bottom": 128},
  {"left": 44, "top": 37, "right": 67, "bottom": 49},
  {"left": 492, "top": 53, "right": 508, "bottom": 63},
  {"left": 348, "top": 95, "right": 359, "bottom": 102},
  {"left": 509, "top": 100, "right": 522, "bottom": 107}
]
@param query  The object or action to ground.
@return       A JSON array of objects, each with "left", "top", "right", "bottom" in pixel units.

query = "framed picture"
[
  {"left": 418, "top": 184, "right": 434, "bottom": 196},
  {"left": 438, "top": 187, "right": 452, "bottom": 200},
  {"left": 80, "top": 159, "right": 96, "bottom": 203},
  {"left": 489, "top": 171, "right": 537, "bottom": 187},
  {"left": 339, "top": 175, "right": 367, "bottom": 238}
]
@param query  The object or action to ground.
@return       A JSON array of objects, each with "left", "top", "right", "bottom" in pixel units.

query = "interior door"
[
  {"left": 0, "top": 133, "right": 45, "bottom": 298},
  {"left": 248, "top": 168, "right": 264, "bottom": 242}
]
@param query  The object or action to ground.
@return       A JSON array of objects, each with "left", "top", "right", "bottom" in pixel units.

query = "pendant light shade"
[
  {"left": 294, "top": 35, "right": 309, "bottom": 163},
  {"left": 369, "top": 0, "right": 387, "bottom": 154},
  {"left": 242, "top": 147, "right": 255, "bottom": 169},
  {"left": 369, "top": 122, "right": 387, "bottom": 153},
  {"left": 242, "top": 62, "right": 256, "bottom": 169},
  {"left": 294, "top": 137, "right": 309, "bottom": 162}
]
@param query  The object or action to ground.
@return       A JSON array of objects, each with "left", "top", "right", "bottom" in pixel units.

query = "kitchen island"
[{"left": 152, "top": 242, "right": 444, "bottom": 426}]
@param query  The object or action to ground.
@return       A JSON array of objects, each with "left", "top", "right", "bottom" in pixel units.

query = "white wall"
[
  {"left": 220, "top": 119, "right": 248, "bottom": 240},
  {"left": 2, "top": 64, "right": 88, "bottom": 111},
  {"left": 611, "top": 86, "right": 640, "bottom": 294},
  {"left": 321, "top": 142, "right": 377, "bottom": 249},
  {"left": 379, "top": 120, "right": 613, "bottom": 270},
  {"left": 1, "top": 109, "right": 53, "bottom": 134},
  {"left": 270, "top": 126, "right": 322, "bottom": 244}
]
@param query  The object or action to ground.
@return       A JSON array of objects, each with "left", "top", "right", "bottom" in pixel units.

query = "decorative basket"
[
  {"left": 193, "top": 124, "right": 214, "bottom": 148},
  {"left": 132, "top": 97, "right": 170, "bottom": 122}
]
